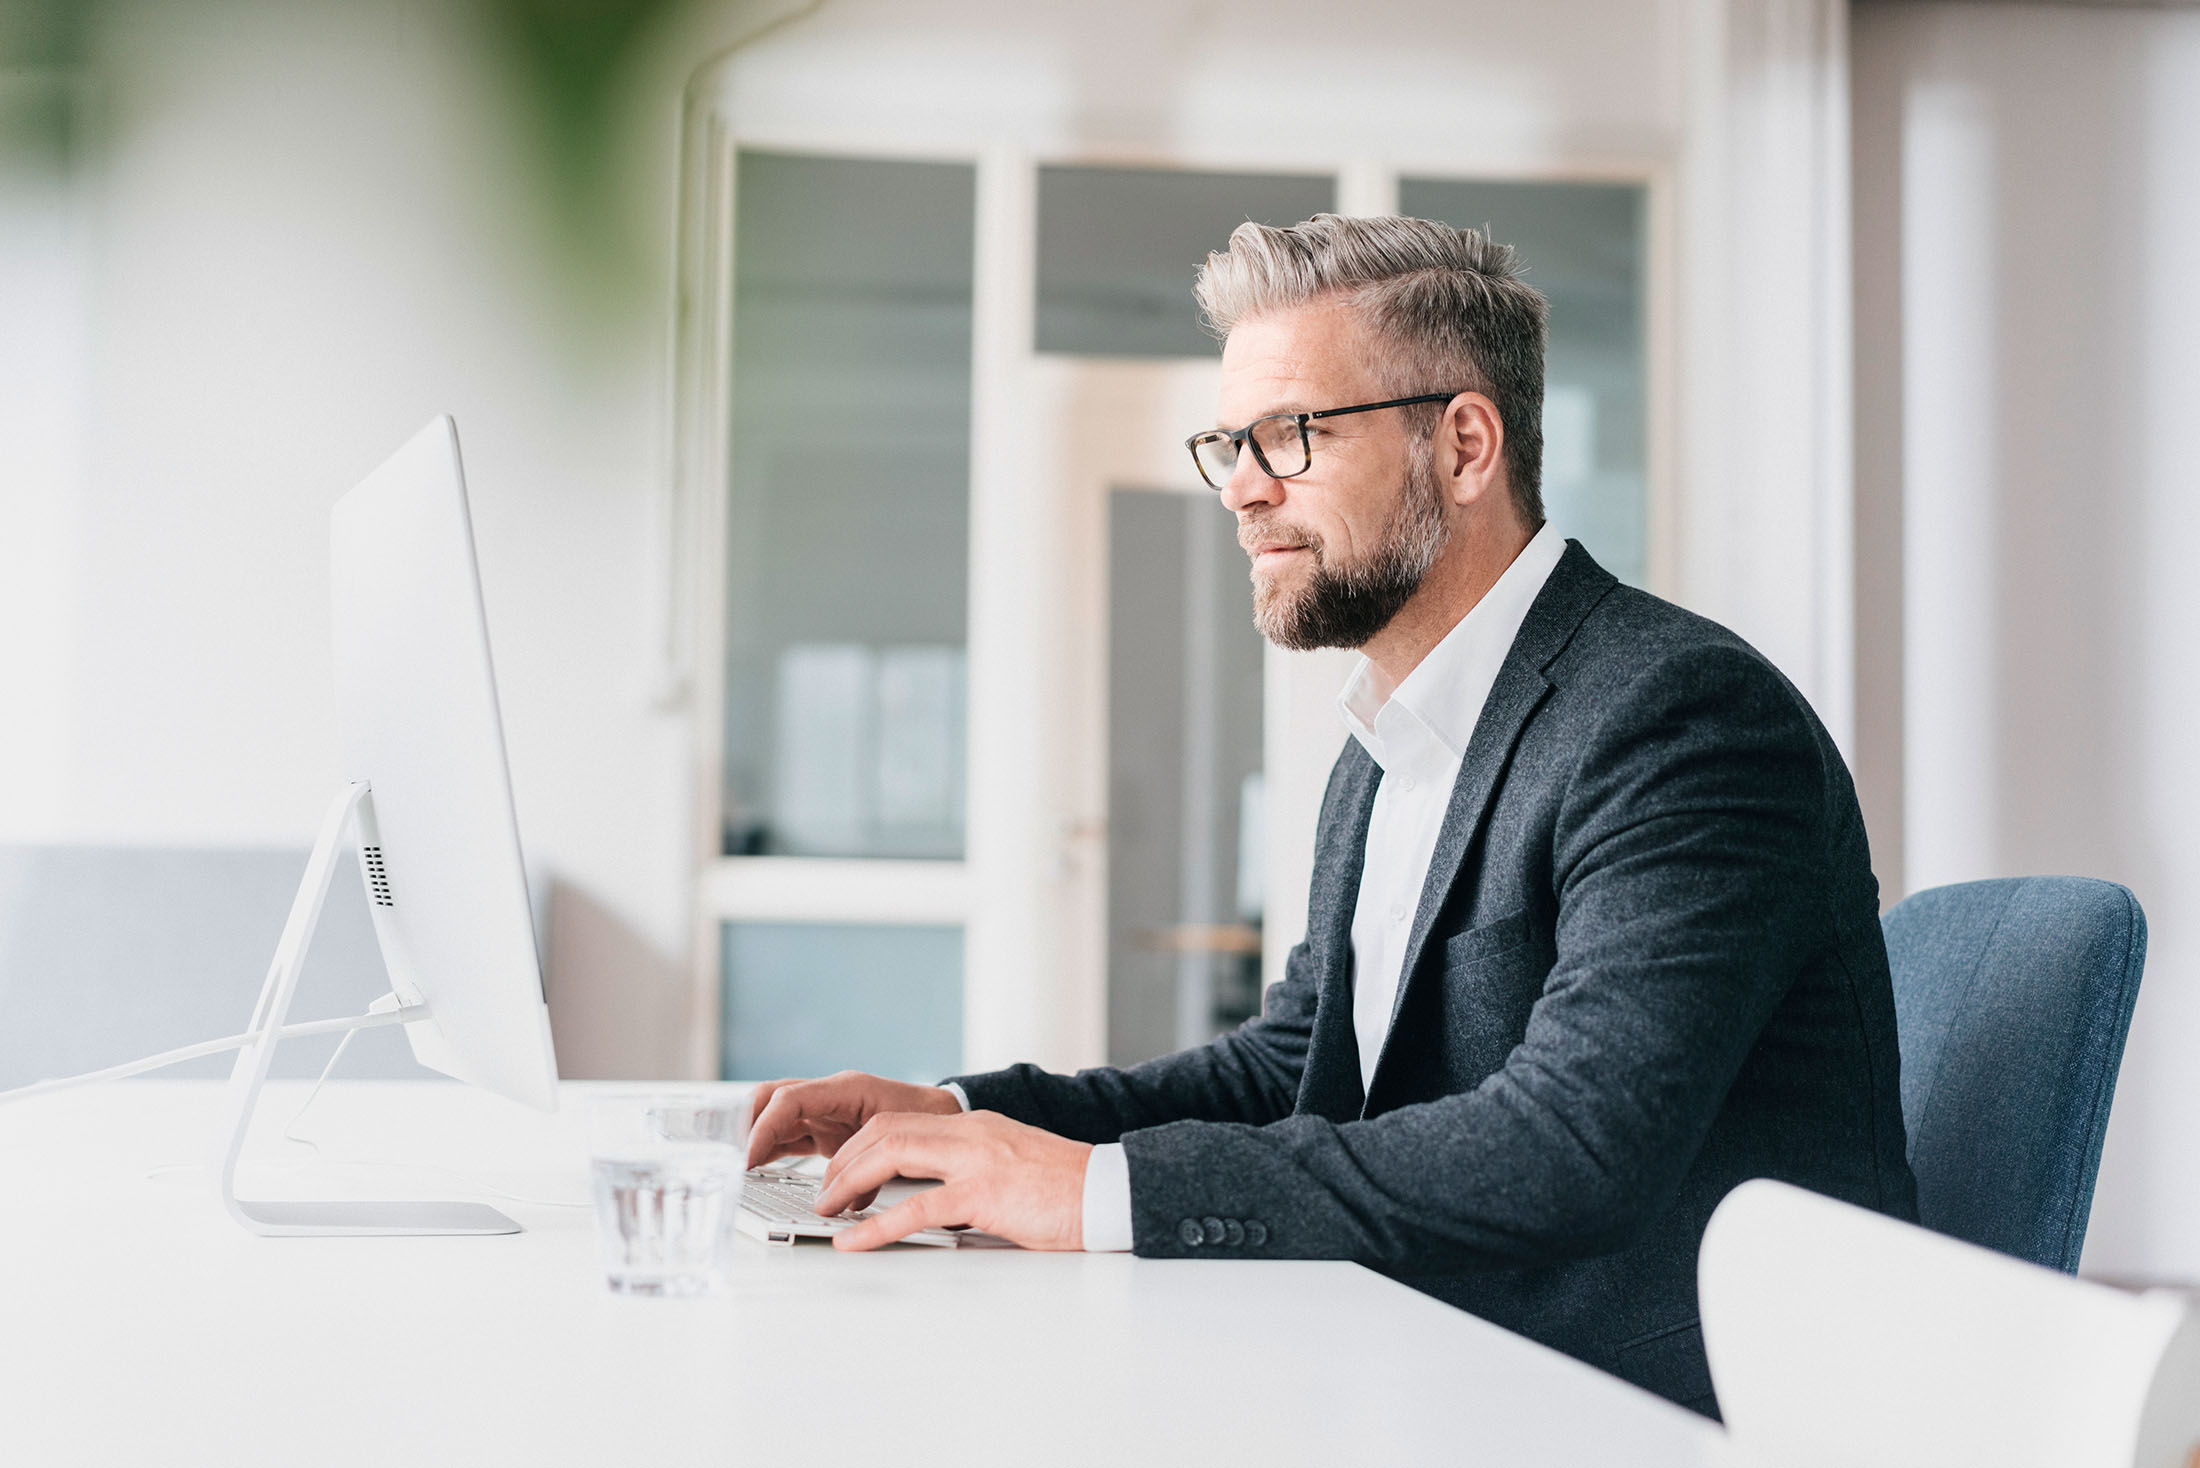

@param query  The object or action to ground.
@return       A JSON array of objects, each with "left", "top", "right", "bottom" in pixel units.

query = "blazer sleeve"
[
  {"left": 940, "top": 747, "right": 1377, "bottom": 1144},
  {"left": 1116, "top": 643, "right": 1834, "bottom": 1268},
  {"left": 943, "top": 929, "right": 1320, "bottom": 1144}
]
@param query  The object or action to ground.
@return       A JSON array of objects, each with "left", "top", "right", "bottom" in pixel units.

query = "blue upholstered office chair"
[{"left": 1881, "top": 876, "right": 2147, "bottom": 1274}]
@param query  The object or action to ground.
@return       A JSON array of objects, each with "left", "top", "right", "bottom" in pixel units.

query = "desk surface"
[{"left": 0, "top": 1081, "right": 1726, "bottom": 1467}]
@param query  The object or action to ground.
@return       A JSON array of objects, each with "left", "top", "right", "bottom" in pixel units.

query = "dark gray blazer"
[{"left": 949, "top": 541, "right": 1917, "bottom": 1415}]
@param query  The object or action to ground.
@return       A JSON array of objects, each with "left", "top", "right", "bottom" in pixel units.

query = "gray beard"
[{"left": 1249, "top": 449, "right": 1450, "bottom": 652}]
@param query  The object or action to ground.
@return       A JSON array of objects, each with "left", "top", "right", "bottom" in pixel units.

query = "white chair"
[{"left": 1699, "top": 1179, "right": 2200, "bottom": 1468}]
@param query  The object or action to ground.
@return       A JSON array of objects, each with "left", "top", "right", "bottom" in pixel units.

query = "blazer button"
[
  {"left": 1201, "top": 1216, "right": 1226, "bottom": 1246},
  {"left": 1178, "top": 1218, "right": 1205, "bottom": 1248},
  {"left": 1244, "top": 1221, "right": 1268, "bottom": 1248},
  {"left": 1222, "top": 1219, "right": 1245, "bottom": 1247}
]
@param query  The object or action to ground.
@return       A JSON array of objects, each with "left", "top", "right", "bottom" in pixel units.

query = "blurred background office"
[{"left": 1, "top": 0, "right": 2194, "bottom": 1279}]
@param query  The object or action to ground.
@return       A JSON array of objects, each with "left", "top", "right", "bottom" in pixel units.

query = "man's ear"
[{"left": 1441, "top": 392, "right": 1506, "bottom": 508}]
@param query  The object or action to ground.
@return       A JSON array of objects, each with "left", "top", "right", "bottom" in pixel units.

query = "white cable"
[
  {"left": 47, "top": 999, "right": 587, "bottom": 1210},
  {"left": 14, "top": 1031, "right": 266, "bottom": 1098},
  {"left": 2, "top": 1001, "right": 424, "bottom": 1107},
  {"left": 144, "top": 1025, "right": 586, "bottom": 1207},
  {"left": 274, "top": 1029, "right": 589, "bottom": 1210},
  {"left": 141, "top": 1014, "right": 401, "bottom": 1182},
  {"left": 278, "top": 1026, "right": 360, "bottom": 1162}
]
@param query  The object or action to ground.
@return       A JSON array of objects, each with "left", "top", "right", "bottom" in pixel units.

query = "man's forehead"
[{"left": 1216, "top": 300, "right": 1375, "bottom": 421}]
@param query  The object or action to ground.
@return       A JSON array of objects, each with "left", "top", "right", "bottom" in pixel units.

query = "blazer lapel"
[
  {"left": 1362, "top": 541, "right": 1618, "bottom": 1113},
  {"left": 1294, "top": 741, "right": 1381, "bottom": 1123}
]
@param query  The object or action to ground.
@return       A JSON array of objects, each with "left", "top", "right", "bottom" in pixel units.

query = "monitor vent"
[{"left": 361, "top": 846, "right": 395, "bottom": 907}]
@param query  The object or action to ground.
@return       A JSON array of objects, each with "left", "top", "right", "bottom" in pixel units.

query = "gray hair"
[{"left": 1194, "top": 213, "right": 1549, "bottom": 524}]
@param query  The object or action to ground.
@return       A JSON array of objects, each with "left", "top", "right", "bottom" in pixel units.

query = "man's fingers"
[
  {"left": 746, "top": 1079, "right": 784, "bottom": 1130},
  {"left": 813, "top": 1118, "right": 965, "bottom": 1216},
  {"left": 745, "top": 1085, "right": 803, "bottom": 1168},
  {"left": 817, "top": 1112, "right": 896, "bottom": 1193},
  {"left": 744, "top": 1072, "right": 968, "bottom": 1172},
  {"left": 749, "top": 1135, "right": 822, "bottom": 1168},
  {"left": 813, "top": 1131, "right": 919, "bottom": 1215},
  {"left": 748, "top": 1078, "right": 783, "bottom": 1126},
  {"left": 817, "top": 1110, "right": 966, "bottom": 1197},
  {"left": 834, "top": 1183, "right": 966, "bottom": 1251}
]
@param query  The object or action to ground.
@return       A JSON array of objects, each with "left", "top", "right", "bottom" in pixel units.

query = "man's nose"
[{"left": 1216, "top": 450, "right": 1281, "bottom": 514}]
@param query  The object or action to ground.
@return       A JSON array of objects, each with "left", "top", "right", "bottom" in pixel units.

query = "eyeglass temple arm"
[{"left": 1303, "top": 392, "right": 1463, "bottom": 422}]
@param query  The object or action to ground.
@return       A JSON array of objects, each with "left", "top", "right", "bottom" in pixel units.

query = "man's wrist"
[{"left": 940, "top": 1081, "right": 972, "bottom": 1112}]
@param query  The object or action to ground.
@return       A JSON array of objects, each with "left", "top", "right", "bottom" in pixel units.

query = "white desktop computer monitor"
[{"left": 215, "top": 416, "right": 560, "bottom": 1237}]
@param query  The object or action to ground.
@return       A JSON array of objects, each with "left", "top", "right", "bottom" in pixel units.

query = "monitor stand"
[{"left": 215, "top": 780, "right": 521, "bottom": 1237}]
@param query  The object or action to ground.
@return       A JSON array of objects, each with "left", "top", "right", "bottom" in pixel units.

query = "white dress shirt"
[
  {"left": 962, "top": 523, "right": 1568, "bottom": 1252},
  {"left": 1336, "top": 521, "right": 1566, "bottom": 1094}
]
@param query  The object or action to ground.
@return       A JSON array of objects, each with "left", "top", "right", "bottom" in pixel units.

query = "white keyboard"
[{"left": 735, "top": 1170, "right": 960, "bottom": 1248}]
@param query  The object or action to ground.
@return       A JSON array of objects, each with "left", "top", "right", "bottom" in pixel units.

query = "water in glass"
[
  {"left": 592, "top": 1154, "right": 738, "bottom": 1297},
  {"left": 589, "top": 1093, "right": 749, "bottom": 1297}
]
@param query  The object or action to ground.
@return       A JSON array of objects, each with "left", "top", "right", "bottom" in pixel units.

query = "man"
[{"left": 746, "top": 213, "right": 1917, "bottom": 1416}]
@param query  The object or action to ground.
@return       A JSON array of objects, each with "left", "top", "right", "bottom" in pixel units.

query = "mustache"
[{"left": 1238, "top": 520, "right": 1321, "bottom": 558}]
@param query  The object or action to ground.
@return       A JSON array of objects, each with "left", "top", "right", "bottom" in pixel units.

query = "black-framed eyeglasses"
[{"left": 1183, "top": 393, "right": 1461, "bottom": 491}]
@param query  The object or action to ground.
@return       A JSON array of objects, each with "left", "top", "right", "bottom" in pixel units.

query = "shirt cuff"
[
  {"left": 940, "top": 1081, "right": 972, "bottom": 1112},
  {"left": 1080, "top": 1142, "right": 1134, "bottom": 1252}
]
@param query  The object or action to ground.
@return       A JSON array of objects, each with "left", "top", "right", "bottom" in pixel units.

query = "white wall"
[
  {"left": 1677, "top": 0, "right": 1855, "bottom": 751},
  {"left": 0, "top": 0, "right": 694, "bottom": 1075},
  {"left": 3, "top": 0, "right": 1720, "bottom": 1082},
  {"left": 685, "top": 0, "right": 1708, "bottom": 1078},
  {"left": 1853, "top": 1, "right": 2200, "bottom": 1279},
  {"left": 2, "top": 0, "right": 1857, "bottom": 1086}
]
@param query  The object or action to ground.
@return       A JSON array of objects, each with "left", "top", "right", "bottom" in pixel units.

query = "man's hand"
[
  {"left": 745, "top": 1071, "right": 963, "bottom": 1169},
  {"left": 814, "top": 1110, "right": 1091, "bottom": 1252}
]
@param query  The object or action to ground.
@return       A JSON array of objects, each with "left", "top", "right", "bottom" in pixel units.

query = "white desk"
[{"left": 0, "top": 1081, "right": 1727, "bottom": 1467}]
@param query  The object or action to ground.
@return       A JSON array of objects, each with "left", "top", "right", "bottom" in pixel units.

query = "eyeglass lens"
[{"left": 1191, "top": 416, "right": 1309, "bottom": 489}]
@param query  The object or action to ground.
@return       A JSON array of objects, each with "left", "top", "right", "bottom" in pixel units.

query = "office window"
[
  {"left": 677, "top": 81, "right": 1667, "bottom": 1087},
  {"left": 1035, "top": 166, "right": 1336, "bottom": 357},
  {"left": 720, "top": 921, "right": 963, "bottom": 1083},
  {"left": 722, "top": 151, "right": 976, "bottom": 858},
  {"left": 1107, "top": 490, "right": 1266, "bottom": 1066},
  {"left": 1399, "top": 178, "right": 1649, "bottom": 586}
]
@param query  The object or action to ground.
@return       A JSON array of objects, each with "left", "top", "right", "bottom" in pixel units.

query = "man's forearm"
[{"left": 945, "top": 963, "right": 1319, "bottom": 1143}]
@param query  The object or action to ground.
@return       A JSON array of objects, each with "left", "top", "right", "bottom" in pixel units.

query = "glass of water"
[{"left": 590, "top": 1095, "right": 748, "bottom": 1297}]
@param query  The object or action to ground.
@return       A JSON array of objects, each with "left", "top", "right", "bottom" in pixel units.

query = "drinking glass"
[{"left": 589, "top": 1094, "right": 748, "bottom": 1297}]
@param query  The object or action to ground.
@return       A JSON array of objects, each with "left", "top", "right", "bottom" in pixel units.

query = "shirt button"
[
  {"left": 1178, "top": 1218, "right": 1205, "bottom": 1248},
  {"left": 1390, "top": 903, "right": 1407, "bottom": 924},
  {"left": 1401, "top": 775, "right": 1417, "bottom": 791}
]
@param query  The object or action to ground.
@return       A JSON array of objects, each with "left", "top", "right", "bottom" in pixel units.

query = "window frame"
[{"left": 667, "top": 100, "right": 1675, "bottom": 1084}]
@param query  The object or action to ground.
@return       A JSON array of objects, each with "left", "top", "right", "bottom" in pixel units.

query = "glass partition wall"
[
  {"left": 696, "top": 143, "right": 1654, "bottom": 1082},
  {"left": 723, "top": 151, "right": 975, "bottom": 862},
  {"left": 715, "top": 150, "right": 974, "bottom": 1082},
  {"left": 1400, "top": 178, "right": 1650, "bottom": 587},
  {"left": 1036, "top": 165, "right": 1332, "bottom": 1064}
]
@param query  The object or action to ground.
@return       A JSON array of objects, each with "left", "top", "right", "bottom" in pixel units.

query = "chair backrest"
[{"left": 1882, "top": 876, "right": 2147, "bottom": 1274}]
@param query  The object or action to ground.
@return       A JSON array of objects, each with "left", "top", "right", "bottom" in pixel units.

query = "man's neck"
[{"left": 1358, "top": 518, "right": 1538, "bottom": 695}]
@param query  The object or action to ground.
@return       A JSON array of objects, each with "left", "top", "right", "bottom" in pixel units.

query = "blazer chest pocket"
[
  {"left": 1435, "top": 910, "right": 1549, "bottom": 1071},
  {"left": 1442, "top": 908, "right": 1538, "bottom": 969}
]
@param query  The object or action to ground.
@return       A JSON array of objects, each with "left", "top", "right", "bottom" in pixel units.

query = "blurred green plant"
[
  {"left": 481, "top": 0, "right": 687, "bottom": 316},
  {"left": 0, "top": 0, "right": 91, "bottom": 172}
]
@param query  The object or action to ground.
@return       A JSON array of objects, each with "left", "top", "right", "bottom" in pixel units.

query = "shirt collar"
[{"left": 1339, "top": 521, "right": 1568, "bottom": 773}]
